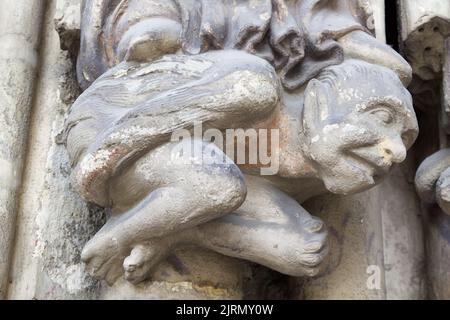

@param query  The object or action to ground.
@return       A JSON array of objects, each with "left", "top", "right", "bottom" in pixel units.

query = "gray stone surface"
[
  {"left": 301, "top": 158, "right": 425, "bottom": 300},
  {"left": 401, "top": 0, "right": 450, "bottom": 301},
  {"left": 0, "top": 0, "right": 435, "bottom": 300},
  {"left": 61, "top": 0, "right": 419, "bottom": 291},
  {"left": 7, "top": 0, "right": 100, "bottom": 299},
  {"left": 0, "top": 0, "right": 46, "bottom": 298},
  {"left": 399, "top": 0, "right": 450, "bottom": 81}
]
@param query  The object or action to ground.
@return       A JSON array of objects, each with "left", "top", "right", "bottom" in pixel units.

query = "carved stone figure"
[{"left": 61, "top": 0, "right": 418, "bottom": 285}]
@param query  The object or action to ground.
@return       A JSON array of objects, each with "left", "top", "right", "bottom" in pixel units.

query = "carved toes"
[
  {"left": 84, "top": 252, "right": 121, "bottom": 281},
  {"left": 292, "top": 217, "right": 329, "bottom": 275},
  {"left": 296, "top": 244, "right": 329, "bottom": 277},
  {"left": 81, "top": 234, "right": 128, "bottom": 281},
  {"left": 123, "top": 248, "right": 152, "bottom": 284},
  {"left": 301, "top": 237, "right": 328, "bottom": 263},
  {"left": 303, "top": 240, "right": 326, "bottom": 253},
  {"left": 304, "top": 218, "right": 325, "bottom": 233},
  {"left": 123, "top": 241, "right": 170, "bottom": 284},
  {"left": 104, "top": 261, "right": 126, "bottom": 286}
]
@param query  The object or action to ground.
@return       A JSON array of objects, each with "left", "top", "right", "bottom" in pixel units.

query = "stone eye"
[{"left": 370, "top": 108, "right": 393, "bottom": 124}]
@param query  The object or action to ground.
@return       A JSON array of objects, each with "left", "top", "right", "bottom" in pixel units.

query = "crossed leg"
[
  {"left": 68, "top": 49, "right": 280, "bottom": 206},
  {"left": 76, "top": 49, "right": 327, "bottom": 284},
  {"left": 74, "top": 49, "right": 281, "bottom": 283},
  {"left": 195, "top": 176, "right": 328, "bottom": 277},
  {"left": 82, "top": 138, "right": 328, "bottom": 284},
  {"left": 81, "top": 139, "right": 247, "bottom": 283},
  {"left": 122, "top": 175, "right": 328, "bottom": 284}
]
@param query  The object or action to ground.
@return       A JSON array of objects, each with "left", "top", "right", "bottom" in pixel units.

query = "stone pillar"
[
  {"left": 6, "top": 0, "right": 100, "bottom": 299},
  {"left": 0, "top": 0, "right": 45, "bottom": 298}
]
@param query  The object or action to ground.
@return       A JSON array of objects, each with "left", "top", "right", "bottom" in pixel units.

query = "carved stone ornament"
[{"left": 59, "top": 0, "right": 419, "bottom": 285}]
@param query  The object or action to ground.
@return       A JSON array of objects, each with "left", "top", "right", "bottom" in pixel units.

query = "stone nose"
[{"left": 381, "top": 136, "right": 407, "bottom": 164}]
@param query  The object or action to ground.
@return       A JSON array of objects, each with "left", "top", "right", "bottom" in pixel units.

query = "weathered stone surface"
[
  {"left": 422, "top": 205, "right": 450, "bottom": 299},
  {"left": 294, "top": 1, "right": 425, "bottom": 300},
  {"left": 54, "top": 0, "right": 80, "bottom": 58},
  {"left": 1, "top": 0, "right": 432, "bottom": 301},
  {"left": 297, "top": 158, "right": 425, "bottom": 300},
  {"left": 399, "top": 0, "right": 450, "bottom": 81},
  {"left": 0, "top": 0, "right": 45, "bottom": 299},
  {"left": 54, "top": 0, "right": 420, "bottom": 297},
  {"left": 401, "top": 0, "right": 450, "bottom": 301},
  {"left": 6, "top": 0, "right": 101, "bottom": 299},
  {"left": 5, "top": 0, "right": 248, "bottom": 300}
]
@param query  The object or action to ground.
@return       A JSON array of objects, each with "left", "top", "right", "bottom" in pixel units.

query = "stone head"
[{"left": 301, "top": 59, "right": 418, "bottom": 195}]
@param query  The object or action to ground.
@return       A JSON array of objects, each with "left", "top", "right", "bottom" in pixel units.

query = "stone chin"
[{"left": 319, "top": 158, "right": 387, "bottom": 195}]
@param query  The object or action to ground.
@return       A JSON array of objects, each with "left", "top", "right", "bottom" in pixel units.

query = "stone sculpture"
[{"left": 61, "top": 0, "right": 418, "bottom": 285}]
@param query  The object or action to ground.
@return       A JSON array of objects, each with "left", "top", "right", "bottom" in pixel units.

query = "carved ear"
[{"left": 303, "top": 79, "right": 330, "bottom": 134}]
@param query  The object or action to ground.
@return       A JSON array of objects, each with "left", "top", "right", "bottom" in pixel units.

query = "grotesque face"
[{"left": 301, "top": 60, "right": 418, "bottom": 195}]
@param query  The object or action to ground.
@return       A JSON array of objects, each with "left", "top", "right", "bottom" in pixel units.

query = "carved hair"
[{"left": 316, "top": 59, "right": 404, "bottom": 96}]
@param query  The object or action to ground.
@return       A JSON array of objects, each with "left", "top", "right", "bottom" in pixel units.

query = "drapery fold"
[{"left": 77, "top": 0, "right": 373, "bottom": 91}]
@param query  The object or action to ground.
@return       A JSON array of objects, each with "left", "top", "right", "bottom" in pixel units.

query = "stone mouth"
[{"left": 346, "top": 148, "right": 391, "bottom": 181}]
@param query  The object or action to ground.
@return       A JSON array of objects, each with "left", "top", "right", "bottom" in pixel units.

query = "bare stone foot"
[
  {"left": 296, "top": 216, "right": 329, "bottom": 276},
  {"left": 123, "top": 241, "right": 171, "bottom": 284},
  {"left": 81, "top": 232, "right": 130, "bottom": 283}
]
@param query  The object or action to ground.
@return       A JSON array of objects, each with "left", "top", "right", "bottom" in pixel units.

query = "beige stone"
[
  {"left": 399, "top": 0, "right": 450, "bottom": 80},
  {"left": 0, "top": 0, "right": 45, "bottom": 298},
  {"left": 1, "top": 0, "right": 428, "bottom": 301}
]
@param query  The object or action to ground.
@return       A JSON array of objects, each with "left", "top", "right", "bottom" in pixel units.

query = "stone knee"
[
  {"left": 199, "top": 50, "right": 281, "bottom": 119},
  {"left": 171, "top": 138, "right": 247, "bottom": 213},
  {"left": 203, "top": 49, "right": 278, "bottom": 76},
  {"left": 137, "top": 138, "right": 247, "bottom": 217}
]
